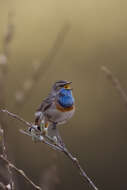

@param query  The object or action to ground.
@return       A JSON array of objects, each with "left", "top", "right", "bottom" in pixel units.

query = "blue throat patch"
[{"left": 58, "top": 88, "right": 74, "bottom": 108}]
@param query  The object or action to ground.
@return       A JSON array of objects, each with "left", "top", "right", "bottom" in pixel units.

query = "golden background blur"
[{"left": 0, "top": 0, "right": 127, "bottom": 189}]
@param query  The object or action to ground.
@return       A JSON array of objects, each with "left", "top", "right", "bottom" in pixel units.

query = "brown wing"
[
  {"left": 36, "top": 93, "right": 55, "bottom": 112},
  {"left": 35, "top": 93, "right": 56, "bottom": 125}
]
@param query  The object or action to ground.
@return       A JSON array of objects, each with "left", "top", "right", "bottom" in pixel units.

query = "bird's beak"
[{"left": 64, "top": 81, "right": 72, "bottom": 89}]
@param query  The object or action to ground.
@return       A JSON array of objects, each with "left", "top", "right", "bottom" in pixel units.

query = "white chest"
[{"left": 45, "top": 102, "right": 75, "bottom": 124}]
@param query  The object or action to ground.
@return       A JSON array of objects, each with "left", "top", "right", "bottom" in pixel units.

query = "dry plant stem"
[
  {"left": 0, "top": 128, "right": 14, "bottom": 189},
  {"left": 0, "top": 109, "right": 32, "bottom": 128},
  {"left": 42, "top": 139, "right": 62, "bottom": 152},
  {"left": 35, "top": 24, "right": 70, "bottom": 81},
  {"left": 0, "top": 109, "right": 99, "bottom": 190},
  {"left": 0, "top": 155, "right": 42, "bottom": 190},
  {"left": 0, "top": 109, "right": 62, "bottom": 152},
  {"left": 0, "top": 10, "right": 15, "bottom": 190},
  {"left": 0, "top": 182, "right": 6, "bottom": 190},
  {"left": 3, "top": 11, "right": 14, "bottom": 57},
  {"left": 0, "top": 182, "right": 11, "bottom": 190},
  {"left": 13, "top": 24, "right": 70, "bottom": 108},
  {"left": 101, "top": 66, "right": 127, "bottom": 106},
  {"left": 20, "top": 129, "right": 62, "bottom": 152},
  {"left": 62, "top": 148, "right": 98, "bottom": 190}
]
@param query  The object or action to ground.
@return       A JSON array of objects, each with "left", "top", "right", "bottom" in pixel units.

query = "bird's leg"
[
  {"left": 20, "top": 126, "right": 44, "bottom": 142},
  {"left": 28, "top": 112, "right": 44, "bottom": 133},
  {"left": 41, "top": 121, "right": 48, "bottom": 136},
  {"left": 52, "top": 123, "right": 65, "bottom": 147},
  {"left": 28, "top": 125, "right": 41, "bottom": 133}
]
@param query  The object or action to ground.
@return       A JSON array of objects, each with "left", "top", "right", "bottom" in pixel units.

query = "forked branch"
[
  {"left": 0, "top": 155, "right": 41, "bottom": 190},
  {"left": 101, "top": 66, "right": 127, "bottom": 107},
  {"left": 0, "top": 109, "right": 99, "bottom": 190}
]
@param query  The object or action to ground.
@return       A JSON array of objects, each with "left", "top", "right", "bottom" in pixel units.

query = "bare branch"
[
  {"left": 0, "top": 109, "right": 32, "bottom": 128},
  {"left": 101, "top": 66, "right": 127, "bottom": 107},
  {"left": 0, "top": 109, "right": 99, "bottom": 190},
  {"left": 62, "top": 148, "right": 98, "bottom": 190},
  {"left": 0, "top": 110, "right": 64, "bottom": 152},
  {"left": 13, "top": 23, "right": 70, "bottom": 108},
  {"left": 0, "top": 182, "right": 11, "bottom": 190},
  {"left": 0, "top": 12, "right": 15, "bottom": 188},
  {"left": 3, "top": 11, "right": 14, "bottom": 57},
  {"left": 0, "top": 182, "right": 6, "bottom": 190},
  {"left": 0, "top": 155, "right": 42, "bottom": 190},
  {"left": 0, "top": 127, "right": 14, "bottom": 189}
]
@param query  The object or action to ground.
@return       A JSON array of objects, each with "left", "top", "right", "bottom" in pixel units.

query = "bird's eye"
[
  {"left": 59, "top": 84, "right": 65, "bottom": 87},
  {"left": 57, "top": 85, "right": 64, "bottom": 89}
]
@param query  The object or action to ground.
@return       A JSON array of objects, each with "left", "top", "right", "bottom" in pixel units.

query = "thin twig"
[
  {"left": 0, "top": 182, "right": 11, "bottom": 190},
  {"left": 13, "top": 24, "right": 70, "bottom": 108},
  {"left": 0, "top": 109, "right": 32, "bottom": 128},
  {"left": 3, "top": 11, "right": 14, "bottom": 58},
  {"left": 62, "top": 148, "right": 98, "bottom": 190},
  {"left": 0, "top": 11, "right": 15, "bottom": 190},
  {"left": 0, "top": 109, "right": 99, "bottom": 190},
  {"left": 101, "top": 66, "right": 127, "bottom": 107},
  {"left": 0, "top": 109, "right": 63, "bottom": 153},
  {"left": 0, "top": 183, "right": 5, "bottom": 190},
  {"left": 19, "top": 129, "right": 62, "bottom": 152},
  {"left": 0, "top": 127, "right": 14, "bottom": 189},
  {"left": 0, "top": 155, "right": 42, "bottom": 190}
]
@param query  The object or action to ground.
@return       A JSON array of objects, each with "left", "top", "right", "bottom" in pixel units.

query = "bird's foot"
[
  {"left": 19, "top": 128, "right": 44, "bottom": 142},
  {"left": 28, "top": 120, "right": 48, "bottom": 136}
]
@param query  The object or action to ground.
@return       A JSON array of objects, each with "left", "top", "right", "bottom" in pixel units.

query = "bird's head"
[{"left": 52, "top": 80, "right": 72, "bottom": 92}]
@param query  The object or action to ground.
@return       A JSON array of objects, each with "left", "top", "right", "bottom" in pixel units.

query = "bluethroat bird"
[{"left": 34, "top": 80, "right": 75, "bottom": 145}]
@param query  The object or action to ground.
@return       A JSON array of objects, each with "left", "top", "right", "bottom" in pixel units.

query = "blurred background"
[{"left": 0, "top": 0, "right": 127, "bottom": 189}]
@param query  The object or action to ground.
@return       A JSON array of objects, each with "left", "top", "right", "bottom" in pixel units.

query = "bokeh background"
[{"left": 0, "top": 0, "right": 127, "bottom": 189}]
